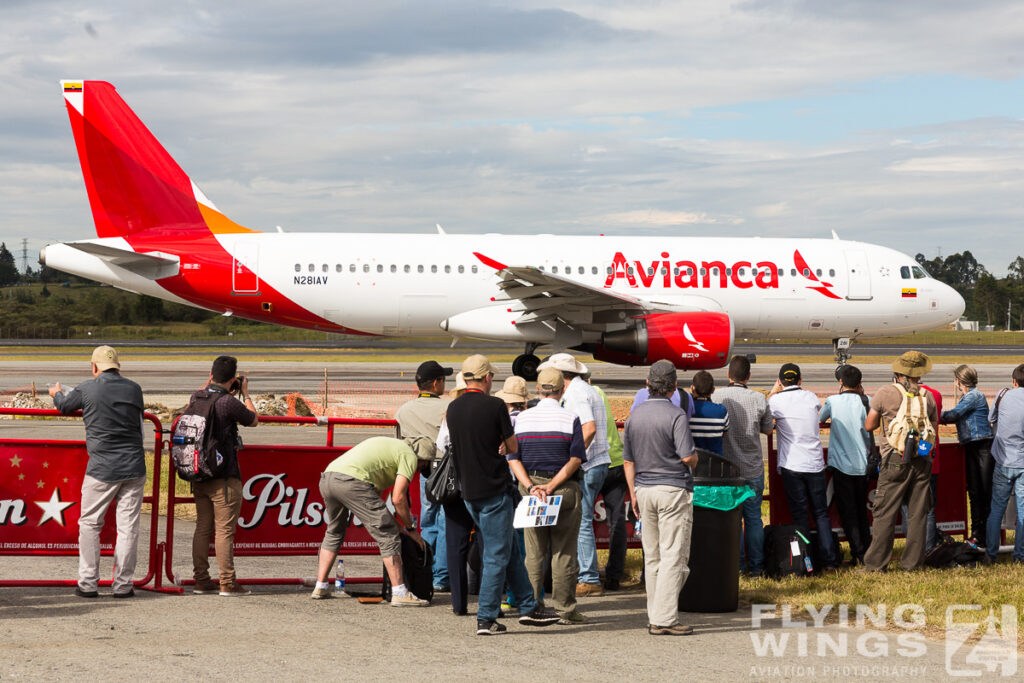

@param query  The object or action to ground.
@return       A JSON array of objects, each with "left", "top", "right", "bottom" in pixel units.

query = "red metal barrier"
[
  {"left": 163, "top": 415, "right": 404, "bottom": 590},
  {"left": 766, "top": 426, "right": 969, "bottom": 538},
  {"left": 0, "top": 408, "right": 176, "bottom": 593}
]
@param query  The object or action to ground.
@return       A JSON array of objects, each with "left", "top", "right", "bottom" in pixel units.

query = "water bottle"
[
  {"left": 803, "top": 556, "right": 813, "bottom": 573},
  {"left": 334, "top": 558, "right": 345, "bottom": 591},
  {"left": 634, "top": 519, "right": 642, "bottom": 539}
]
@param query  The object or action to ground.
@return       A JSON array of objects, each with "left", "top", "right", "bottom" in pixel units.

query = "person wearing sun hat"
[
  {"left": 863, "top": 351, "right": 939, "bottom": 571},
  {"left": 495, "top": 376, "right": 530, "bottom": 418}
]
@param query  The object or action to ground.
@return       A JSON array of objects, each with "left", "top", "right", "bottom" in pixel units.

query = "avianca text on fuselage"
[{"left": 604, "top": 252, "right": 780, "bottom": 290}]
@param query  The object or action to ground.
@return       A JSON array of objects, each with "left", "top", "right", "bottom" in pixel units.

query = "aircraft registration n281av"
[{"left": 43, "top": 81, "right": 965, "bottom": 379}]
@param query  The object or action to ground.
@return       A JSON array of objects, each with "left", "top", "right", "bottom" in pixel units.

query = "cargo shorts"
[{"left": 319, "top": 471, "right": 401, "bottom": 557}]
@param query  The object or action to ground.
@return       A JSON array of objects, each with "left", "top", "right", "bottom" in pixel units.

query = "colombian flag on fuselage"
[{"left": 902, "top": 288, "right": 917, "bottom": 298}]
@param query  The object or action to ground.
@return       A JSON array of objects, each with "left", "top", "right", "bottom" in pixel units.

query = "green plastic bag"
[{"left": 692, "top": 485, "right": 755, "bottom": 511}]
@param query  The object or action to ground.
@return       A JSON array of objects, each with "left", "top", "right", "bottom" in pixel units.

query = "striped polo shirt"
[
  {"left": 510, "top": 398, "right": 587, "bottom": 472},
  {"left": 690, "top": 397, "right": 730, "bottom": 456}
]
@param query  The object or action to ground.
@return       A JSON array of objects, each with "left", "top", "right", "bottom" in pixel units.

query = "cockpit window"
[
  {"left": 912, "top": 266, "right": 927, "bottom": 279},
  {"left": 900, "top": 266, "right": 911, "bottom": 279}
]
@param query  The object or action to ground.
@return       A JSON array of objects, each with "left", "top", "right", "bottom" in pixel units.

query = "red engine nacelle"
[{"left": 592, "top": 312, "right": 733, "bottom": 369}]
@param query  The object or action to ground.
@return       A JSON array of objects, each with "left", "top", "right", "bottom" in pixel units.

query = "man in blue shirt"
[
  {"left": 819, "top": 365, "right": 872, "bottom": 565},
  {"left": 689, "top": 371, "right": 729, "bottom": 455},
  {"left": 985, "top": 364, "right": 1024, "bottom": 563}
]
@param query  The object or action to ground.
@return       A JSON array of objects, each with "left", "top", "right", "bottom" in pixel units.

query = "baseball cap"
[
  {"left": 495, "top": 376, "right": 529, "bottom": 403},
  {"left": 536, "top": 368, "right": 565, "bottom": 393},
  {"left": 91, "top": 345, "right": 120, "bottom": 371},
  {"left": 779, "top": 363, "right": 801, "bottom": 384},
  {"left": 415, "top": 360, "right": 453, "bottom": 383},
  {"left": 461, "top": 354, "right": 496, "bottom": 380},
  {"left": 648, "top": 359, "right": 677, "bottom": 386},
  {"left": 537, "top": 352, "right": 588, "bottom": 375}
]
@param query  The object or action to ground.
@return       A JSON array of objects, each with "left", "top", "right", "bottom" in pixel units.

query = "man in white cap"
[
  {"left": 444, "top": 354, "right": 560, "bottom": 635},
  {"left": 538, "top": 352, "right": 610, "bottom": 600},
  {"left": 49, "top": 346, "right": 146, "bottom": 599}
]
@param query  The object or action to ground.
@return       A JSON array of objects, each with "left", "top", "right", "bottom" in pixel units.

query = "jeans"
[
  {"left": 600, "top": 465, "right": 629, "bottom": 585},
  {"left": 779, "top": 468, "right": 837, "bottom": 568},
  {"left": 986, "top": 465, "right": 1024, "bottom": 561},
  {"left": 739, "top": 473, "right": 765, "bottom": 575},
  {"left": 577, "top": 464, "right": 608, "bottom": 585},
  {"left": 419, "top": 476, "right": 448, "bottom": 588},
  {"left": 463, "top": 491, "right": 538, "bottom": 623}
]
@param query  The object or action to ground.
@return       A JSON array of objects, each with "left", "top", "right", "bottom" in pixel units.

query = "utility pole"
[
  {"left": 21, "top": 238, "right": 28, "bottom": 275},
  {"left": 1008, "top": 299, "right": 1012, "bottom": 332}
]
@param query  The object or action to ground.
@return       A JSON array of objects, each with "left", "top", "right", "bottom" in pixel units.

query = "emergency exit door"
[{"left": 844, "top": 250, "right": 872, "bottom": 300}]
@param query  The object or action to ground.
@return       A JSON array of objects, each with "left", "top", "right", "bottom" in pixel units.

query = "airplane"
[{"left": 42, "top": 80, "right": 966, "bottom": 380}]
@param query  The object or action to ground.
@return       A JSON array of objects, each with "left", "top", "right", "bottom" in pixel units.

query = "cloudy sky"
[{"left": 2, "top": 0, "right": 1023, "bottom": 273}]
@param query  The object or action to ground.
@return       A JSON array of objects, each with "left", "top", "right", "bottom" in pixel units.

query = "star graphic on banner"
[
  {"left": 36, "top": 480, "right": 44, "bottom": 489},
  {"left": 42, "top": 461, "right": 49, "bottom": 469},
  {"left": 35, "top": 489, "right": 75, "bottom": 527},
  {"left": 63, "top": 477, "right": 68, "bottom": 483},
  {"left": 9, "top": 455, "right": 21, "bottom": 467},
  {"left": 18, "top": 473, "right": 25, "bottom": 481}
]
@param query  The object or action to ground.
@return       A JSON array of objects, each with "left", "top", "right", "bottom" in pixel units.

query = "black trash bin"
[{"left": 679, "top": 449, "right": 748, "bottom": 613}]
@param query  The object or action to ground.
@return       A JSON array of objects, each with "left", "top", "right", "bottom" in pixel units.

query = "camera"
[{"left": 229, "top": 374, "right": 246, "bottom": 394}]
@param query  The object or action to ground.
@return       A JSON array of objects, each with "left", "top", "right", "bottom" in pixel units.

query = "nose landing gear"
[
  {"left": 511, "top": 343, "right": 542, "bottom": 381},
  {"left": 833, "top": 337, "right": 852, "bottom": 381}
]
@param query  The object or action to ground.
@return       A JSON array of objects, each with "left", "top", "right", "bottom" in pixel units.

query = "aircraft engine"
[{"left": 592, "top": 312, "right": 733, "bottom": 369}]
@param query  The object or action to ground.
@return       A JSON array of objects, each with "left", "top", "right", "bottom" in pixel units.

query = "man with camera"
[{"left": 191, "top": 355, "right": 259, "bottom": 596}]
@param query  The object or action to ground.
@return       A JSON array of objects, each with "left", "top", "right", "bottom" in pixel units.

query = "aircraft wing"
[
  {"left": 65, "top": 241, "right": 180, "bottom": 279},
  {"left": 474, "top": 252, "right": 717, "bottom": 326}
]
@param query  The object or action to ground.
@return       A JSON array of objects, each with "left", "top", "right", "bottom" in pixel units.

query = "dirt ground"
[{"left": 0, "top": 518, "right": 980, "bottom": 681}]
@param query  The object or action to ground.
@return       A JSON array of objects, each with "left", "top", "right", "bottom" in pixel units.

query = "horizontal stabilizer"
[{"left": 65, "top": 241, "right": 180, "bottom": 279}]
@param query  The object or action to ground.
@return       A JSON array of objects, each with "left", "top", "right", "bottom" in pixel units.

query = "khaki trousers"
[
  {"left": 636, "top": 485, "right": 693, "bottom": 628},
  {"left": 192, "top": 477, "right": 243, "bottom": 585},
  {"left": 864, "top": 457, "right": 933, "bottom": 571},
  {"left": 78, "top": 474, "right": 147, "bottom": 593},
  {"left": 519, "top": 476, "right": 582, "bottom": 617}
]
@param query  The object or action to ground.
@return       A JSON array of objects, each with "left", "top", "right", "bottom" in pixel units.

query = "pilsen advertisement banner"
[
  {"left": 0, "top": 441, "right": 117, "bottom": 554},
  {"left": 228, "top": 446, "right": 632, "bottom": 554}
]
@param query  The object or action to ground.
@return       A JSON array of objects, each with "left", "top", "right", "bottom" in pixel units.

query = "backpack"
[
  {"left": 763, "top": 524, "right": 815, "bottom": 579},
  {"left": 884, "top": 387, "right": 936, "bottom": 459},
  {"left": 923, "top": 529, "right": 986, "bottom": 568},
  {"left": 171, "top": 390, "right": 230, "bottom": 482},
  {"left": 381, "top": 534, "right": 434, "bottom": 603}
]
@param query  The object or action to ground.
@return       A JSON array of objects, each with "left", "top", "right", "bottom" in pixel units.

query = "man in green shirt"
[
  {"left": 589, "top": 378, "right": 628, "bottom": 590},
  {"left": 312, "top": 436, "right": 429, "bottom": 605}
]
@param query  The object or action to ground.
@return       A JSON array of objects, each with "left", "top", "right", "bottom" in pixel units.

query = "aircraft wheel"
[{"left": 512, "top": 354, "right": 541, "bottom": 381}]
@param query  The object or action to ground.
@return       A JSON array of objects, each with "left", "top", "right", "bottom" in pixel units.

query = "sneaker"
[
  {"left": 557, "top": 611, "right": 587, "bottom": 625},
  {"left": 74, "top": 587, "right": 98, "bottom": 599},
  {"left": 219, "top": 583, "right": 252, "bottom": 597},
  {"left": 193, "top": 578, "right": 220, "bottom": 595},
  {"left": 112, "top": 588, "right": 135, "bottom": 599},
  {"left": 433, "top": 584, "right": 451, "bottom": 593},
  {"left": 519, "top": 607, "right": 561, "bottom": 627},
  {"left": 310, "top": 586, "right": 333, "bottom": 600},
  {"left": 649, "top": 623, "right": 693, "bottom": 636},
  {"left": 575, "top": 582, "right": 604, "bottom": 597},
  {"left": 390, "top": 593, "right": 429, "bottom": 607},
  {"left": 476, "top": 620, "right": 507, "bottom": 636}
]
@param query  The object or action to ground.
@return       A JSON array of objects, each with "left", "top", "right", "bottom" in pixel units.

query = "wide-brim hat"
[
  {"left": 537, "top": 352, "right": 588, "bottom": 375},
  {"left": 495, "top": 376, "right": 529, "bottom": 404},
  {"left": 892, "top": 350, "right": 932, "bottom": 378}
]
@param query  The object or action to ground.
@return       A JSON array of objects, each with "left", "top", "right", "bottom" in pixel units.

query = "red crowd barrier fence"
[
  {"left": 0, "top": 408, "right": 177, "bottom": 593},
  {"left": 766, "top": 426, "right": 969, "bottom": 537}
]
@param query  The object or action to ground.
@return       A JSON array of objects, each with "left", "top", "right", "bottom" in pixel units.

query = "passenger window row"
[{"left": 294, "top": 263, "right": 480, "bottom": 274}]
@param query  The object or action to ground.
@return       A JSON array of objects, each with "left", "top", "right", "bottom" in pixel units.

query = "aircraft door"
[
  {"left": 232, "top": 242, "right": 259, "bottom": 294},
  {"left": 844, "top": 250, "right": 872, "bottom": 300}
]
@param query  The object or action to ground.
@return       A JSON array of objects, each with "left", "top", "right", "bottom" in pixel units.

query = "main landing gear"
[{"left": 512, "top": 343, "right": 542, "bottom": 381}]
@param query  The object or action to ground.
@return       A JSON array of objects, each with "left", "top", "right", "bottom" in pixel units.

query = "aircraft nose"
[{"left": 945, "top": 283, "right": 966, "bottom": 322}]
